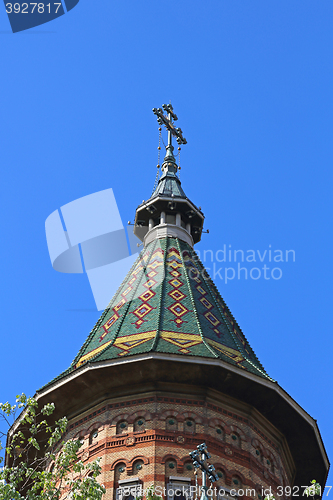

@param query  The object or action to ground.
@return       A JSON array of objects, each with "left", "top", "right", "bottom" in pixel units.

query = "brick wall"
[{"left": 61, "top": 390, "right": 292, "bottom": 500}]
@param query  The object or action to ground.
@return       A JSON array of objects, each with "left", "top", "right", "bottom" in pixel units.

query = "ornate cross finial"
[{"left": 152, "top": 103, "right": 187, "bottom": 147}]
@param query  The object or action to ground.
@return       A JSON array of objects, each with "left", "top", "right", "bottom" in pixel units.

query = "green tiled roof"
[
  {"left": 151, "top": 165, "right": 186, "bottom": 199},
  {"left": 42, "top": 237, "right": 272, "bottom": 390}
]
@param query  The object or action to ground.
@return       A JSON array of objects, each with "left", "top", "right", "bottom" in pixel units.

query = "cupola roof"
[
  {"left": 41, "top": 103, "right": 271, "bottom": 388},
  {"left": 134, "top": 105, "right": 204, "bottom": 245},
  {"left": 42, "top": 236, "right": 271, "bottom": 390},
  {"left": 79, "top": 237, "right": 270, "bottom": 378},
  {"left": 151, "top": 160, "right": 186, "bottom": 199}
]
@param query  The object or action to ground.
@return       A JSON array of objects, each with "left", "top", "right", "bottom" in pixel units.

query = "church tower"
[{"left": 36, "top": 105, "right": 328, "bottom": 500}]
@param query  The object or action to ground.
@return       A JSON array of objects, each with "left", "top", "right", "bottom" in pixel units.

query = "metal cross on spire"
[
  {"left": 190, "top": 443, "right": 219, "bottom": 500},
  {"left": 152, "top": 103, "right": 187, "bottom": 147}
]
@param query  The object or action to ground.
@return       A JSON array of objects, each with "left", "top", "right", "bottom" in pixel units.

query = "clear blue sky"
[{"left": 1, "top": 0, "right": 332, "bottom": 485}]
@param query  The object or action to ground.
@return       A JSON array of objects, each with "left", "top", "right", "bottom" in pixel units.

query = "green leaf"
[{"left": 28, "top": 437, "right": 40, "bottom": 450}]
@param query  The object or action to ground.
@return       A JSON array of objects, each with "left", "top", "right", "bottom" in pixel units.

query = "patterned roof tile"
[{"left": 41, "top": 236, "right": 273, "bottom": 391}]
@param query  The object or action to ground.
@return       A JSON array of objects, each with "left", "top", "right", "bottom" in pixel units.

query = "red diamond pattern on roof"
[
  {"left": 147, "top": 270, "right": 158, "bottom": 279},
  {"left": 168, "top": 302, "right": 190, "bottom": 327},
  {"left": 133, "top": 303, "right": 153, "bottom": 319},
  {"left": 168, "top": 289, "right": 186, "bottom": 301},
  {"left": 147, "top": 260, "right": 162, "bottom": 270},
  {"left": 99, "top": 312, "right": 119, "bottom": 341},
  {"left": 169, "top": 278, "right": 183, "bottom": 288},
  {"left": 132, "top": 302, "right": 155, "bottom": 329},
  {"left": 139, "top": 289, "right": 156, "bottom": 302},
  {"left": 48, "top": 236, "right": 271, "bottom": 383},
  {"left": 168, "top": 302, "right": 189, "bottom": 318},
  {"left": 168, "top": 260, "right": 182, "bottom": 270},
  {"left": 143, "top": 278, "right": 157, "bottom": 288}
]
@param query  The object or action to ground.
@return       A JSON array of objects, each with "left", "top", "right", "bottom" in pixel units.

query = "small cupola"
[{"left": 134, "top": 104, "right": 204, "bottom": 247}]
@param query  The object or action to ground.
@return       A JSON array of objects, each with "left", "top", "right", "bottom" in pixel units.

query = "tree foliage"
[
  {"left": 304, "top": 481, "right": 322, "bottom": 498},
  {"left": 0, "top": 394, "right": 105, "bottom": 500}
]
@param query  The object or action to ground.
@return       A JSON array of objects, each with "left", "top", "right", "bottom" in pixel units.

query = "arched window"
[
  {"left": 266, "top": 457, "right": 275, "bottom": 474},
  {"left": 216, "top": 469, "right": 224, "bottom": 481},
  {"left": 231, "top": 476, "right": 242, "bottom": 493},
  {"left": 230, "top": 432, "right": 241, "bottom": 448},
  {"left": 117, "top": 420, "right": 128, "bottom": 434},
  {"left": 165, "top": 459, "right": 177, "bottom": 474},
  {"left": 89, "top": 429, "right": 99, "bottom": 445},
  {"left": 134, "top": 418, "right": 145, "bottom": 432},
  {"left": 115, "top": 462, "right": 126, "bottom": 481},
  {"left": 184, "top": 461, "right": 193, "bottom": 473},
  {"left": 184, "top": 419, "right": 195, "bottom": 433},
  {"left": 166, "top": 417, "right": 177, "bottom": 431},
  {"left": 133, "top": 459, "right": 144, "bottom": 473},
  {"left": 215, "top": 426, "right": 224, "bottom": 440},
  {"left": 255, "top": 448, "right": 263, "bottom": 462}
]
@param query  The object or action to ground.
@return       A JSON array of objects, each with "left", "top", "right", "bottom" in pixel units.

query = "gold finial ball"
[
  {"left": 158, "top": 146, "right": 161, "bottom": 150},
  {"left": 157, "top": 164, "right": 160, "bottom": 168},
  {"left": 178, "top": 147, "right": 181, "bottom": 150},
  {"left": 178, "top": 166, "right": 181, "bottom": 170},
  {"left": 158, "top": 127, "right": 162, "bottom": 131}
]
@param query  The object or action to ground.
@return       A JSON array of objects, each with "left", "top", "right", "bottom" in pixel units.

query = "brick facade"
[{"left": 59, "top": 388, "right": 293, "bottom": 500}]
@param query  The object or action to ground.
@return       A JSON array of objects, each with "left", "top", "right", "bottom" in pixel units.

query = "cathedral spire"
[
  {"left": 133, "top": 104, "right": 203, "bottom": 247},
  {"left": 153, "top": 103, "right": 187, "bottom": 171},
  {"left": 39, "top": 105, "right": 271, "bottom": 383},
  {"left": 152, "top": 104, "right": 187, "bottom": 146}
]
